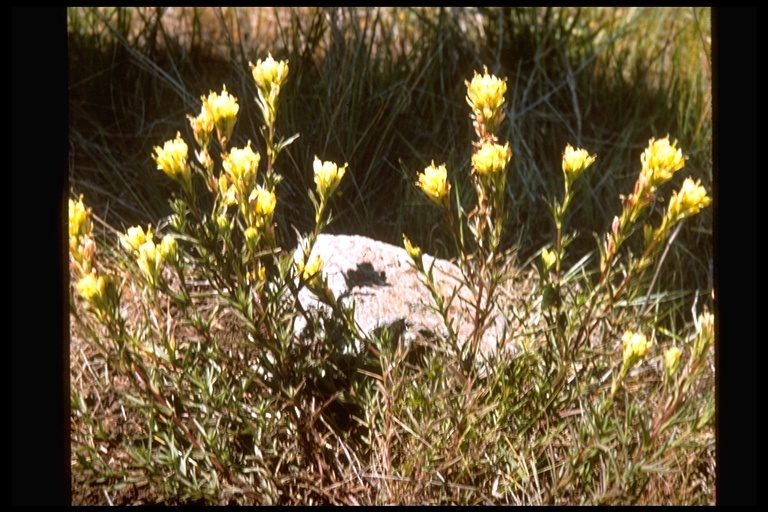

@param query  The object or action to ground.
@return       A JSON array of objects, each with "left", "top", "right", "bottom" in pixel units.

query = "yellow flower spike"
[
  {"left": 250, "top": 186, "right": 277, "bottom": 218},
  {"left": 222, "top": 142, "right": 261, "bottom": 186},
  {"left": 294, "top": 247, "right": 324, "bottom": 286},
  {"left": 188, "top": 107, "right": 215, "bottom": 150},
  {"left": 417, "top": 161, "right": 450, "bottom": 208},
  {"left": 215, "top": 214, "right": 230, "bottom": 236},
  {"left": 249, "top": 55, "right": 290, "bottom": 130},
  {"left": 137, "top": 239, "right": 158, "bottom": 265},
  {"left": 250, "top": 53, "right": 289, "bottom": 95},
  {"left": 78, "top": 238, "right": 97, "bottom": 268},
  {"left": 158, "top": 235, "right": 178, "bottom": 265},
  {"left": 640, "top": 136, "right": 686, "bottom": 188},
  {"left": 137, "top": 240, "right": 164, "bottom": 285},
  {"left": 246, "top": 266, "right": 267, "bottom": 284},
  {"left": 153, "top": 132, "right": 190, "bottom": 186},
  {"left": 562, "top": 144, "right": 596, "bottom": 183},
  {"left": 472, "top": 141, "right": 512, "bottom": 177},
  {"left": 622, "top": 330, "right": 653, "bottom": 368},
  {"left": 466, "top": 67, "right": 507, "bottom": 118},
  {"left": 697, "top": 311, "right": 714, "bottom": 336},
  {"left": 218, "top": 175, "right": 238, "bottom": 206},
  {"left": 203, "top": 86, "right": 239, "bottom": 147},
  {"left": 302, "top": 254, "right": 324, "bottom": 284},
  {"left": 244, "top": 227, "right": 260, "bottom": 253},
  {"left": 402, "top": 234, "right": 422, "bottom": 260},
  {"left": 313, "top": 156, "right": 347, "bottom": 200},
  {"left": 689, "top": 310, "right": 715, "bottom": 361},
  {"left": 402, "top": 234, "right": 424, "bottom": 271},
  {"left": 69, "top": 196, "right": 93, "bottom": 242},
  {"left": 77, "top": 273, "right": 106, "bottom": 305},
  {"left": 120, "top": 225, "right": 153, "bottom": 254},
  {"left": 666, "top": 177, "right": 711, "bottom": 221},
  {"left": 664, "top": 346, "right": 682, "bottom": 379},
  {"left": 541, "top": 248, "right": 556, "bottom": 271},
  {"left": 196, "top": 149, "right": 214, "bottom": 175},
  {"left": 77, "top": 273, "right": 119, "bottom": 315},
  {"left": 69, "top": 197, "right": 94, "bottom": 267}
]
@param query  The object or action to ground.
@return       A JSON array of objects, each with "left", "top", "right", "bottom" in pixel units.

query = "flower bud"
[
  {"left": 664, "top": 346, "right": 682, "bottom": 379},
  {"left": 640, "top": 136, "right": 685, "bottom": 189},
  {"left": 472, "top": 142, "right": 512, "bottom": 177},
  {"left": 541, "top": 248, "right": 556, "bottom": 271},
  {"left": 562, "top": 144, "right": 596, "bottom": 183},
  {"left": 403, "top": 234, "right": 424, "bottom": 271},
  {"left": 153, "top": 132, "right": 190, "bottom": 186},
  {"left": 313, "top": 157, "right": 347, "bottom": 200},
  {"left": 202, "top": 86, "right": 239, "bottom": 147},
  {"left": 417, "top": 161, "right": 450, "bottom": 208}
]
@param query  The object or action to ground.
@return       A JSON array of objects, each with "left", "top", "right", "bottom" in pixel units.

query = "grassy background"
[{"left": 68, "top": 7, "right": 712, "bottom": 293}]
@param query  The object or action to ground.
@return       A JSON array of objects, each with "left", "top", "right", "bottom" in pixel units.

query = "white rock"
[{"left": 296, "top": 234, "right": 511, "bottom": 359}]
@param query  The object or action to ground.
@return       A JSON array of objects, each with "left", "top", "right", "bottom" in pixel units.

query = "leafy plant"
[{"left": 71, "top": 55, "right": 375, "bottom": 504}]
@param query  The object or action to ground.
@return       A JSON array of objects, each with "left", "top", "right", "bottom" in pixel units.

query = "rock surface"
[{"left": 297, "top": 234, "right": 510, "bottom": 357}]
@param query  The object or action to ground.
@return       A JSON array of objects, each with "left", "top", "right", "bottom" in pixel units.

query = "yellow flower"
[
  {"left": 562, "top": 144, "right": 596, "bottom": 182},
  {"left": 250, "top": 54, "right": 289, "bottom": 128},
  {"left": 69, "top": 196, "right": 92, "bottom": 244},
  {"left": 76, "top": 273, "right": 106, "bottom": 304},
  {"left": 294, "top": 249, "right": 323, "bottom": 285},
  {"left": 222, "top": 142, "right": 261, "bottom": 186},
  {"left": 137, "top": 240, "right": 165, "bottom": 285},
  {"left": 313, "top": 156, "right": 347, "bottom": 199},
  {"left": 203, "top": 86, "right": 239, "bottom": 145},
  {"left": 77, "top": 238, "right": 97, "bottom": 270},
  {"left": 244, "top": 226, "right": 260, "bottom": 252},
  {"left": 402, "top": 234, "right": 424, "bottom": 271},
  {"left": 216, "top": 214, "right": 230, "bottom": 236},
  {"left": 158, "top": 235, "right": 178, "bottom": 264},
  {"left": 466, "top": 67, "right": 507, "bottom": 118},
  {"left": 664, "top": 346, "right": 682, "bottom": 378},
  {"left": 541, "top": 248, "right": 556, "bottom": 271},
  {"left": 689, "top": 309, "right": 715, "bottom": 361},
  {"left": 120, "top": 225, "right": 153, "bottom": 254},
  {"left": 697, "top": 310, "right": 714, "bottom": 336},
  {"left": 402, "top": 234, "right": 422, "bottom": 260},
  {"left": 69, "top": 197, "right": 95, "bottom": 271},
  {"left": 304, "top": 254, "right": 323, "bottom": 280},
  {"left": 218, "top": 175, "right": 238, "bottom": 206},
  {"left": 137, "top": 240, "right": 158, "bottom": 265},
  {"left": 250, "top": 53, "right": 289, "bottom": 95},
  {"left": 188, "top": 107, "right": 214, "bottom": 150},
  {"left": 250, "top": 186, "right": 276, "bottom": 218},
  {"left": 77, "top": 273, "right": 118, "bottom": 312},
  {"left": 417, "top": 161, "right": 450, "bottom": 207},
  {"left": 153, "top": 132, "right": 190, "bottom": 184},
  {"left": 622, "top": 330, "right": 652, "bottom": 366},
  {"left": 472, "top": 142, "right": 512, "bottom": 177},
  {"left": 640, "top": 136, "right": 685, "bottom": 188},
  {"left": 666, "top": 177, "right": 711, "bottom": 221},
  {"left": 246, "top": 265, "right": 266, "bottom": 284}
]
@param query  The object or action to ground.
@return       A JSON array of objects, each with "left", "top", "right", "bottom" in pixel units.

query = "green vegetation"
[{"left": 69, "top": 7, "right": 713, "bottom": 505}]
